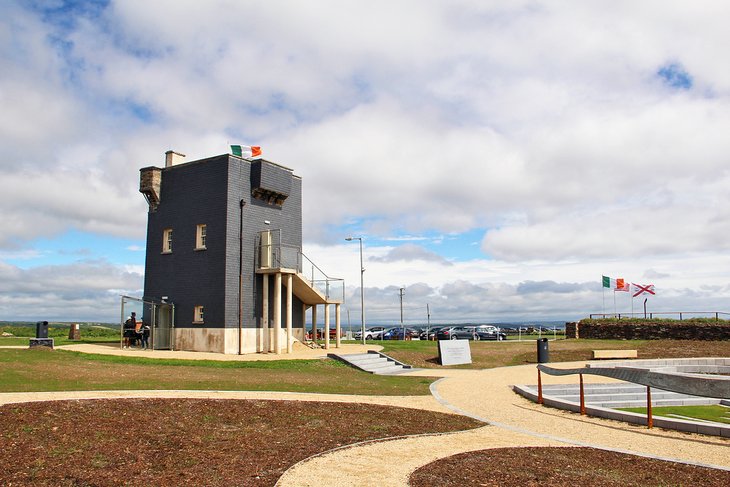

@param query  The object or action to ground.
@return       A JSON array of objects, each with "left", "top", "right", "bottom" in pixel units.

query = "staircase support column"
[
  {"left": 302, "top": 303, "right": 307, "bottom": 341},
  {"left": 262, "top": 274, "right": 269, "bottom": 353},
  {"left": 335, "top": 303, "right": 341, "bottom": 348},
  {"left": 311, "top": 305, "right": 317, "bottom": 344},
  {"left": 274, "top": 272, "right": 281, "bottom": 354},
  {"left": 286, "top": 274, "right": 293, "bottom": 354},
  {"left": 324, "top": 304, "right": 330, "bottom": 350}
]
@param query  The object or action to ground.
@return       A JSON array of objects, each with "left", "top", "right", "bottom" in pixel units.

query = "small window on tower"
[
  {"left": 193, "top": 305, "right": 204, "bottom": 324},
  {"left": 196, "top": 224, "right": 207, "bottom": 250},
  {"left": 162, "top": 228, "right": 173, "bottom": 253}
]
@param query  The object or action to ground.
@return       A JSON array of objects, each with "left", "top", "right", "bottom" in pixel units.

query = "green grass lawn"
[
  {"left": 0, "top": 336, "right": 118, "bottom": 346},
  {"left": 2, "top": 335, "right": 727, "bottom": 396},
  {"left": 619, "top": 405, "right": 730, "bottom": 424},
  {"left": 0, "top": 348, "right": 434, "bottom": 395},
  {"left": 364, "top": 338, "right": 730, "bottom": 369},
  {"left": 1, "top": 324, "right": 119, "bottom": 347}
]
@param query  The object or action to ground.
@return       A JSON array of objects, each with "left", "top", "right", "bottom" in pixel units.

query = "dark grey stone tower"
[{"left": 140, "top": 150, "right": 342, "bottom": 354}]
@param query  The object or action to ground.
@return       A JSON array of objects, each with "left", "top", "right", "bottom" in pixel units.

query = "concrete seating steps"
[
  {"left": 538, "top": 383, "right": 721, "bottom": 408},
  {"left": 596, "top": 398, "right": 718, "bottom": 408},
  {"left": 329, "top": 352, "right": 413, "bottom": 375},
  {"left": 543, "top": 385, "right": 693, "bottom": 399}
]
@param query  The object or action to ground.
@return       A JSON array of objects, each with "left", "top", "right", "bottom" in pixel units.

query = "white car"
[{"left": 354, "top": 326, "right": 386, "bottom": 340}]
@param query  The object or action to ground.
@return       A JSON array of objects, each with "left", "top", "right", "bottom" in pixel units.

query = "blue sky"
[
  {"left": 2, "top": 230, "right": 144, "bottom": 269},
  {"left": 2, "top": 1, "right": 730, "bottom": 323}
]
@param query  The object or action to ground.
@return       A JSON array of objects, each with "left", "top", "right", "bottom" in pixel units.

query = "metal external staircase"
[
  {"left": 256, "top": 229, "right": 344, "bottom": 306},
  {"left": 329, "top": 351, "right": 416, "bottom": 375}
]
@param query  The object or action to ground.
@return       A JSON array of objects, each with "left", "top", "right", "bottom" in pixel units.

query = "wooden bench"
[{"left": 592, "top": 349, "right": 638, "bottom": 360}]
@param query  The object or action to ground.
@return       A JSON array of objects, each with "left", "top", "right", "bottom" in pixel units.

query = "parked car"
[
  {"left": 470, "top": 325, "right": 507, "bottom": 341},
  {"left": 419, "top": 326, "right": 445, "bottom": 340},
  {"left": 354, "top": 326, "right": 386, "bottom": 340},
  {"left": 309, "top": 328, "right": 344, "bottom": 340},
  {"left": 382, "top": 327, "right": 420, "bottom": 340},
  {"left": 436, "top": 326, "right": 506, "bottom": 341},
  {"left": 435, "top": 326, "right": 453, "bottom": 340}
]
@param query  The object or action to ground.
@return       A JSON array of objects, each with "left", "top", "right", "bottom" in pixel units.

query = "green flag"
[
  {"left": 602, "top": 276, "right": 611, "bottom": 288},
  {"left": 230, "top": 145, "right": 243, "bottom": 157}
]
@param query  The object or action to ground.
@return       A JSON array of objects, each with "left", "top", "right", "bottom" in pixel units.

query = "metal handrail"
[
  {"left": 537, "top": 363, "right": 730, "bottom": 399},
  {"left": 256, "top": 231, "right": 344, "bottom": 302},
  {"left": 589, "top": 312, "right": 730, "bottom": 321},
  {"left": 535, "top": 361, "right": 730, "bottom": 428}
]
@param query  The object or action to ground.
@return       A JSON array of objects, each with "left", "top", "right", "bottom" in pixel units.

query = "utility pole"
[
  {"left": 345, "top": 236, "right": 365, "bottom": 345},
  {"left": 426, "top": 303, "right": 431, "bottom": 341},
  {"left": 399, "top": 287, "right": 405, "bottom": 340}
]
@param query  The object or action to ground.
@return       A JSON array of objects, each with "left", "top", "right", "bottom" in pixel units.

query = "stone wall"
[{"left": 566, "top": 320, "right": 730, "bottom": 340}]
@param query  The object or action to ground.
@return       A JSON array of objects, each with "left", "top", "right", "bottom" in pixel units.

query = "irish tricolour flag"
[
  {"left": 602, "top": 275, "right": 629, "bottom": 292},
  {"left": 231, "top": 145, "right": 262, "bottom": 158}
]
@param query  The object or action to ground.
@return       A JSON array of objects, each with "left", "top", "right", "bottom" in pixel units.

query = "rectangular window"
[
  {"left": 193, "top": 305, "right": 204, "bottom": 324},
  {"left": 196, "top": 224, "right": 207, "bottom": 250},
  {"left": 162, "top": 228, "right": 173, "bottom": 253}
]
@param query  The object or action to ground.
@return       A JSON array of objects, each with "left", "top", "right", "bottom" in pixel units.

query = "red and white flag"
[{"left": 632, "top": 283, "right": 655, "bottom": 297}]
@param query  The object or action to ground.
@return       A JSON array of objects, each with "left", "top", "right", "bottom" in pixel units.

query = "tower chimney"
[{"left": 165, "top": 150, "right": 186, "bottom": 167}]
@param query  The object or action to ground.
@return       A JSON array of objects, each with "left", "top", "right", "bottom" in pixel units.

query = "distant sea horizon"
[{"left": 339, "top": 319, "right": 569, "bottom": 330}]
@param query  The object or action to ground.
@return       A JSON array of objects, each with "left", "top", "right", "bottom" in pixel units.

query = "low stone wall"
[{"left": 565, "top": 320, "right": 730, "bottom": 340}]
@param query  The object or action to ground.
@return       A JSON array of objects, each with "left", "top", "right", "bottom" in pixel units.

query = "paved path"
[
  {"left": 4, "top": 344, "right": 729, "bottom": 486},
  {"left": 57, "top": 342, "right": 383, "bottom": 361},
  {"left": 0, "top": 389, "right": 447, "bottom": 413}
]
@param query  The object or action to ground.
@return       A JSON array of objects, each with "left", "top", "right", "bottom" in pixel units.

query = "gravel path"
[
  {"left": 276, "top": 426, "right": 563, "bottom": 486},
  {"left": 0, "top": 389, "right": 448, "bottom": 413},
  {"left": 57, "top": 342, "right": 382, "bottom": 361},
  {"left": 278, "top": 363, "right": 730, "bottom": 486}
]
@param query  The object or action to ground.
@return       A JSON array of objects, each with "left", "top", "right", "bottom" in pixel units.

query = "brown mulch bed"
[
  {"left": 410, "top": 446, "right": 730, "bottom": 486},
  {"left": 0, "top": 398, "right": 482, "bottom": 486}
]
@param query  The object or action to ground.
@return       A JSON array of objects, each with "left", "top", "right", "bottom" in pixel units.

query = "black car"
[
  {"left": 436, "top": 325, "right": 506, "bottom": 341},
  {"left": 419, "top": 326, "right": 445, "bottom": 340}
]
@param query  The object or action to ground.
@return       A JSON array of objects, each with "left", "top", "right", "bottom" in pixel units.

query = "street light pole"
[
  {"left": 399, "top": 287, "right": 405, "bottom": 340},
  {"left": 346, "top": 236, "right": 366, "bottom": 345}
]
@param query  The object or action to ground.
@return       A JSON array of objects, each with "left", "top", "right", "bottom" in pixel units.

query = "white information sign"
[{"left": 438, "top": 339, "right": 472, "bottom": 366}]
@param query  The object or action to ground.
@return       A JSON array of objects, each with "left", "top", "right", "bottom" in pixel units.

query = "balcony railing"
[{"left": 256, "top": 230, "right": 344, "bottom": 303}]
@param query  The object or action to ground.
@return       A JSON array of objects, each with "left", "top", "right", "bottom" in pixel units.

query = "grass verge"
[
  {"left": 619, "top": 404, "right": 730, "bottom": 424},
  {"left": 0, "top": 348, "right": 435, "bottom": 395},
  {"left": 372, "top": 338, "right": 730, "bottom": 369}
]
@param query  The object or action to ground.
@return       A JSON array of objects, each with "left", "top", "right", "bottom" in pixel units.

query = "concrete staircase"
[
  {"left": 329, "top": 351, "right": 414, "bottom": 375},
  {"left": 539, "top": 383, "right": 720, "bottom": 408}
]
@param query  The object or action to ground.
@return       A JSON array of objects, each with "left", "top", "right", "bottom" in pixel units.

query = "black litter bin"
[
  {"left": 537, "top": 337, "right": 549, "bottom": 363},
  {"left": 36, "top": 321, "right": 49, "bottom": 339}
]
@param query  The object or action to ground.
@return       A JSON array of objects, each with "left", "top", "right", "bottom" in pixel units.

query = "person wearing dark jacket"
[
  {"left": 123, "top": 312, "right": 137, "bottom": 349},
  {"left": 140, "top": 323, "right": 151, "bottom": 350}
]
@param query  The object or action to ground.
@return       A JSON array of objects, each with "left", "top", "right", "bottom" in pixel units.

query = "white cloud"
[
  {"left": 305, "top": 241, "right": 730, "bottom": 324},
  {"left": 2, "top": 1, "right": 730, "bottom": 321},
  {"left": 370, "top": 244, "right": 453, "bottom": 266},
  {"left": 0, "top": 259, "right": 143, "bottom": 322}
]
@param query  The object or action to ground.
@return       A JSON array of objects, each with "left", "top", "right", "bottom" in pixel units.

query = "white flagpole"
[
  {"left": 613, "top": 290, "right": 617, "bottom": 317},
  {"left": 628, "top": 285, "right": 632, "bottom": 315}
]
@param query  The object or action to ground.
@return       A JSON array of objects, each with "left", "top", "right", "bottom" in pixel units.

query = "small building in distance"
[{"left": 139, "top": 150, "right": 344, "bottom": 354}]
